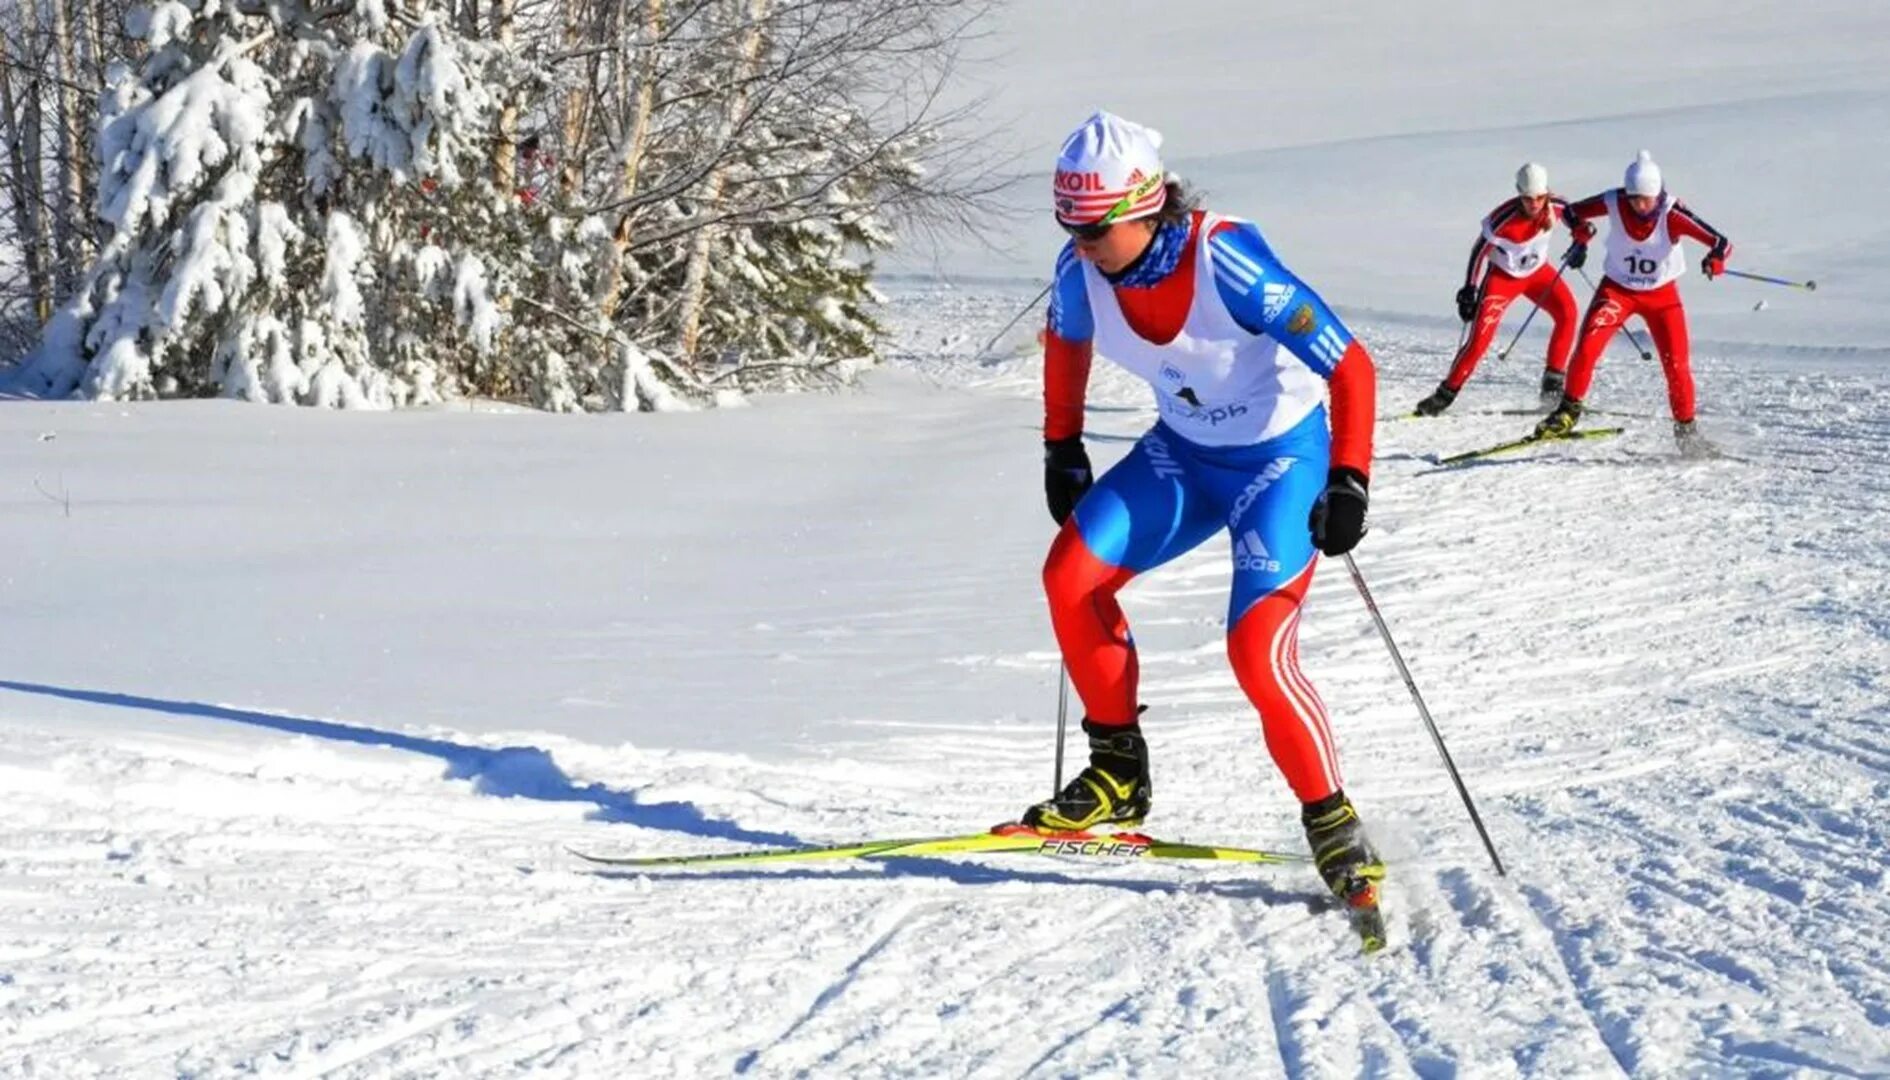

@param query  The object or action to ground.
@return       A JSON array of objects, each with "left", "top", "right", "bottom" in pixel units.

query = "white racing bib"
[
  {"left": 1482, "top": 215, "right": 1550, "bottom": 277},
  {"left": 1603, "top": 191, "right": 1686, "bottom": 291},
  {"left": 1080, "top": 214, "right": 1325, "bottom": 448}
]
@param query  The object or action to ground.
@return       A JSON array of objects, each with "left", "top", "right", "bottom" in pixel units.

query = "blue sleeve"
[
  {"left": 1205, "top": 221, "right": 1354, "bottom": 379},
  {"left": 1045, "top": 241, "right": 1093, "bottom": 343}
]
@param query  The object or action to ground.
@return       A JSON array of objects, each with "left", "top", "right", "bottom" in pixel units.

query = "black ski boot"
[
  {"left": 1302, "top": 791, "right": 1388, "bottom": 950},
  {"left": 1533, "top": 396, "right": 1583, "bottom": 438},
  {"left": 1539, "top": 368, "right": 1566, "bottom": 409},
  {"left": 1021, "top": 718, "right": 1151, "bottom": 832},
  {"left": 1413, "top": 382, "right": 1458, "bottom": 417},
  {"left": 1674, "top": 419, "right": 1713, "bottom": 459},
  {"left": 1300, "top": 794, "right": 1391, "bottom": 904}
]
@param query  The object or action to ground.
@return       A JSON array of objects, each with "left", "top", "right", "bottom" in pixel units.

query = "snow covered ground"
[
  {"left": 7, "top": 1, "right": 1890, "bottom": 1076},
  {"left": 5, "top": 299, "right": 1887, "bottom": 1075}
]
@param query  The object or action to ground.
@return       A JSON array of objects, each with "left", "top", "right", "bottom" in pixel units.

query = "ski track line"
[
  {"left": 916, "top": 895, "right": 1142, "bottom": 1077},
  {"left": 270, "top": 1002, "right": 480, "bottom": 1080},
  {"left": 1369, "top": 867, "right": 1614, "bottom": 1076},
  {"left": 1514, "top": 883, "right": 1641, "bottom": 1077},
  {"left": 1018, "top": 994, "right": 1136, "bottom": 1078},
  {"left": 734, "top": 897, "right": 929, "bottom": 1075},
  {"left": 1508, "top": 760, "right": 1890, "bottom": 1076}
]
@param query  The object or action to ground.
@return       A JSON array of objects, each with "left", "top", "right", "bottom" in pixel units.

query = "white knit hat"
[
  {"left": 1625, "top": 150, "right": 1662, "bottom": 197},
  {"left": 1515, "top": 162, "right": 1549, "bottom": 197},
  {"left": 1053, "top": 111, "right": 1168, "bottom": 226}
]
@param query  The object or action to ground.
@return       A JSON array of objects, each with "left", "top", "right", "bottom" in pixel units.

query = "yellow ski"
[
  {"left": 569, "top": 823, "right": 1309, "bottom": 868},
  {"left": 1438, "top": 426, "right": 1625, "bottom": 466}
]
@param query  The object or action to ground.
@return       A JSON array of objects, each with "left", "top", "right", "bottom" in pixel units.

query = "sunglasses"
[
  {"left": 1058, "top": 170, "right": 1165, "bottom": 242},
  {"left": 1061, "top": 217, "right": 1116, "bottom": 242}
]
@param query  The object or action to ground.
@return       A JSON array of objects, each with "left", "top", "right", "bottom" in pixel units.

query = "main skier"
[
  {"left": 1415, "top": 163, "right": 1583, "bottom": 415},
  {"left": 1536, "top": 150, "right": 1733, "bottom": 452},
  {"left": 1026, "top": 111, "right": 1383, "bottom": 908}
]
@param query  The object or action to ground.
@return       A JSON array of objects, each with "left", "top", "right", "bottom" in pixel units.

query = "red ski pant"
[
  {"left": 1043, "top": 526, "right": 1341, "bottom": 804},
  {"left": 1566, "top": 277, "right": 1695, "bottom": 422},
  {"left": 1445, "top": 263, "right": 1579, "bottom": 390}
]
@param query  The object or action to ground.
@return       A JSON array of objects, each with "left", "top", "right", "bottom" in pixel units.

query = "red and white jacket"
[
  {"left": 1563, "top": 190, "right": 1731, "bottom": 290},
  {"left": 1465, "top": 195, "right": 1576, "bottom": 285}
]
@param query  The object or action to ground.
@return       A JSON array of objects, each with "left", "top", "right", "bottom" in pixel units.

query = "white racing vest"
[
  {"left": 1481, "top": 215, "right": 1550, "bottom": 277},
  {"left": 1603, "top": 191, "right": 1687, "bottom": 291},
  {"left": 1080, "top": 214, "right": 1326, "bottom": 448}
]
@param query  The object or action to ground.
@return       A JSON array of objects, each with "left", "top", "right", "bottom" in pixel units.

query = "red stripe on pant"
[
  {"left": 1565, "top": 278, "right": 1695, "bottom": 422},
  {"left": 1446, "top": 264, "right": 1580, "bottom": 391},
  {"left": 1043, "top": 523, "right": 1342, "bottom": 803}
]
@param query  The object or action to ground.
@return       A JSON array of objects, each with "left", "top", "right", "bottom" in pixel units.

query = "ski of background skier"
[
  {"left": 1431, "top": 426, "right": 1627, "bottom": 466},
  {"left": 1394, "top": 410, "right": 1836, "bottom": 474}
]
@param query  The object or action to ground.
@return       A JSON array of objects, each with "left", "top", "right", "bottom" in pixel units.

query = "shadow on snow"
[
  {"left": 0, "top": 677, "right": 800, "bottom": 847},
  {"left": 586, "top": 858, "right": 1329, "bottom": 910}
]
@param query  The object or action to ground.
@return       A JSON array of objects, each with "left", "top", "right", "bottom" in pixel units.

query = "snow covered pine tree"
[{"left": 8, "top": 0, "right": 994, "bottom": 411}]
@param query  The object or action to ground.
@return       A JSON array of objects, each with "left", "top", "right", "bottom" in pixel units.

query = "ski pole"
[
  {"left": 1440, "top": 307, "right": 1473, "bottom": 372},
  {"left": 1452, "top": 280, "right": 1479, "bottom": 352},
  {"left": 1341, "top": 552, "right": 1507, "bottom": 877},
  {"left": 1496, "top": 254, "right": 1573, "bottom": 362},
  {"left": 974, "top": 281, "right": 1054, "bottom": 364},
  {"left": 1496, "top": 302, "right": 1541, "bottom": 364},
  {"left": 1053, "top": 663, "right": 1071, "bottom": 796},
  {"left": 1723, "top": 268, "right": 1817, "bottom": 291},
  {"left": 1620, "top": 320, "right": 1655, "bottom": 364},
  {"left": 1575, "top": 267, "right": 1654, "bottom": 361}
]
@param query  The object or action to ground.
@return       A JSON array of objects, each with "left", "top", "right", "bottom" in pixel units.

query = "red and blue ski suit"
[{"left": 1043, "top": 210, "right": 1375, "bottom": 803}]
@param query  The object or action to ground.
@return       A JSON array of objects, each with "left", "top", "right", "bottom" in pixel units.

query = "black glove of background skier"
[
  {"left": 1454, "top": 285, "right": 1478, "bottom": 323},
  {"left": 1310, "top": 468, "right": 1369, "bottom": 556},
  {"left": 1044, "top": 437, "right": 1093, "bottom": 526},
  {"left": 1702, "top": 239, "right": 1729, "bottom": 279},
  {"left": 1564, "top": 242, "right": 1588, "bottom": 270}
]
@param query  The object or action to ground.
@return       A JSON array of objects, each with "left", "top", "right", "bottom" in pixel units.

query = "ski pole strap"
[{"left": 1723, "top": 268, "right": 1817, "bottom": 291}]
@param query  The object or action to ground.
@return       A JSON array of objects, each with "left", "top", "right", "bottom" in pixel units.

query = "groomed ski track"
[{"left": 2, "top": 296, "right": 1886, "bottom": 1076}]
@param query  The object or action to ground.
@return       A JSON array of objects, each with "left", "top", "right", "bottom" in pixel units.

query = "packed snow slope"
[
  {"left": 6, "top": 1, "right": 1890, "bottom": 1076},
  {"left": 4, "top": 306, "right": 1888, "bottom": 1076}
]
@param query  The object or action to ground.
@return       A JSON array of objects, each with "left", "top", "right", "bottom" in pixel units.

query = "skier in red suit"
[
  {"left": 1415, "top": 163, "right": 1584, "bottom": 416},
  {"left": 1537, "top": 151, "right": 1732, "bottom": 453}
]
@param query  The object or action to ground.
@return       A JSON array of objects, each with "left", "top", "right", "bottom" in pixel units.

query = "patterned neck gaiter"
[{"left": 1104, "top": 217, "right": 1191, "bottom": 289}]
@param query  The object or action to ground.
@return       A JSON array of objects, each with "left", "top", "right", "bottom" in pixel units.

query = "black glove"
[
  {"left": 1454, "top": 285, "right": 1478, "bottom": 323},
  {"left": 1564, "top": 242, "right": 1587, "bottom": 270},
  {"left": 1309, "top": 467, "right": 1369, "bottom": 556},
  {"left": 1702, "top": 240, "right": 1729, "bottom": 279},
  {"left": 1044, "top": 437, "right": 1093, "bottom": 525}
]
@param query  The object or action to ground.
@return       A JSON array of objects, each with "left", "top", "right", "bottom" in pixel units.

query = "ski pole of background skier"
[
  {"left": 1575, "top": 266, "right": 1655, "bottom": 361},
  {"left": 1342, "top": 553, "right": 1507, "bottom": 876},
  {"left": 1723, "top": 268, "right": 1817, "bottom": 291},
  {"left": 975, "top": 282, "right": 1054, "bottom": 363},
  {"left": 1451, "top": 303, "right": 1475, "bottom": 358},
  {"left": 1496, "top": 252, "right": 1574, "bottom": 362}
]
